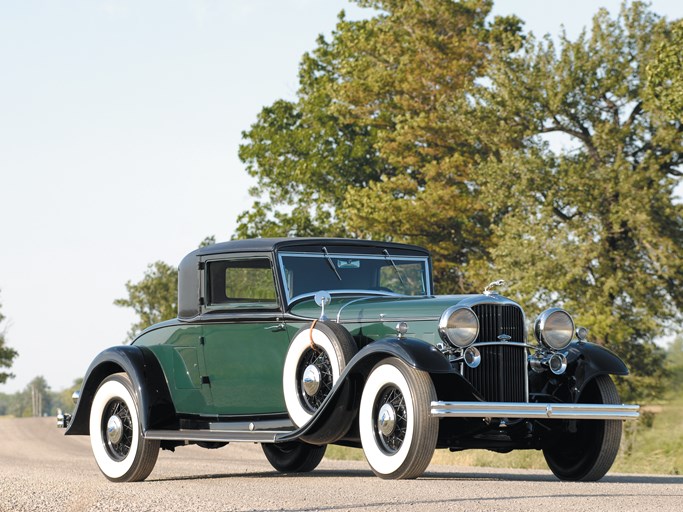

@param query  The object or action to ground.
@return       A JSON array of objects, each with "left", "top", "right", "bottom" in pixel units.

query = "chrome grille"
[{"left": 463, "top": 304, "right": 526, "bottom": 402}]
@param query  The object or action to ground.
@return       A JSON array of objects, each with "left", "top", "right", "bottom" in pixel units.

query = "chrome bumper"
[{"left": 430, "top": 401, "right": 640, "bottom": 421}]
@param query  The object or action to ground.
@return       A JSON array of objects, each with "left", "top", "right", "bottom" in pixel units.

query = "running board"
[
  {"left": 430, "top": 401, "right": 640, "bottom": 420},
  {"left": 144, "top": 429, "right": 292, "bottom": 444}
]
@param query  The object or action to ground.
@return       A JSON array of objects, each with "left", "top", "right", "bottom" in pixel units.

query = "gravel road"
[{"left": 1, "top": 417, "right": 681, "bottom": 512}]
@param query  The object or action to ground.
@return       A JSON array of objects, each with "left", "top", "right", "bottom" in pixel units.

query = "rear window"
[{"left": 207, "top": 258, "right": 278, "bottom": 309}]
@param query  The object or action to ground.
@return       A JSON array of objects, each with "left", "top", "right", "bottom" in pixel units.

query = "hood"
[{"left": 289, "top": 294, "right": 520, "bottom": 324}]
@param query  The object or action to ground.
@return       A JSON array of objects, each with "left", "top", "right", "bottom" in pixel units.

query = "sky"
[{"left": 1, "top": 0, "right": 682, "bottom": 394}]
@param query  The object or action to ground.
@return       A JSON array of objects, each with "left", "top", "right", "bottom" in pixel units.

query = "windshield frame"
[{"left": 277, "top": 251, "right": 433, "bottom": 305}]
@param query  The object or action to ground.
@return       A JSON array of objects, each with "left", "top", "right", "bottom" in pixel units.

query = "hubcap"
[
  {"left": 302, "top": 364, "right": 321, "bottom": 396},
  {"left": 377, "top": 403, "right": 396, "bottom": 437},
  {"left": 107, "top": 415, "right": 123, "bottom": 444}
]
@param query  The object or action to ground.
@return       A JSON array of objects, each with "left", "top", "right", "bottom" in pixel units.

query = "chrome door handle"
[{"left": 265, "top": 323, "right": 286, "bottom": 332}]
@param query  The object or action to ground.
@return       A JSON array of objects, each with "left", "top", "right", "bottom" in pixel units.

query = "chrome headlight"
[
  {"left": 439, "top": 306, "right": 479, "bottom": 348},
  {"left": 534, "top": 308, "right": 574, "bottom": 350}
]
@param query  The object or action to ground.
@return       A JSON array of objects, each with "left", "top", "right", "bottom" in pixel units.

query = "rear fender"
[{"left": 64, "top": 345, "right": 175, "bottom": 435}]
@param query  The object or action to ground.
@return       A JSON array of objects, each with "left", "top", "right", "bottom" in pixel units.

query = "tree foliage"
[
  {"left": 114, "top": 261, "right": 179, "bottom": 341},
  {"left": 477, "top": 2, "right": 681, "bottom": 398},
  {"left": 238, "top": 0, "right": 524, "bottom": 292},
  {"left": 0, "top": 292, "right": 18, "bottom": 385},
  {"left": 115, "top": 237, "right": 216, "bottom": 341},
  {"left": 647, "top": 19, "right": 683, "bottom": 119}
]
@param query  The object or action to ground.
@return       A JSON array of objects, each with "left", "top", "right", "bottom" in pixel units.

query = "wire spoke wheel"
[
  {"left": 102, "top": 399, "right": 134, "bottom": 461},
  {"left": 374, "top": 386, "right": 407, "bottom": 454},
  {"left": 359, "top": 357, "right": 437, "bottom": 480},
  {"left": 89, "top": 373, "right": 160, "bottom": 482},
  {"left": 296, "top": 348, "right": 334, "bottom": 413},
  {"left": 283, "top": 321, "right": 357, "bottom": 428}
]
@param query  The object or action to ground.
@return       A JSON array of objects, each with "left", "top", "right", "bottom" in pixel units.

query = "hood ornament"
[{"left": 483, "top": 280, "right": 505, "bottom": 295}]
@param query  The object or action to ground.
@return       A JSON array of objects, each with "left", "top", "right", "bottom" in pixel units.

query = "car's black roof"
[
  {"left": 195, "top": 237, "right": 430, "bottom": 256},
  {"left": 177, "top": 237, "right": 431, "bottom": 320}
]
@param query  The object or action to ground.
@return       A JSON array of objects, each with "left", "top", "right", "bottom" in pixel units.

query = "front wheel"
[
  {"left": 262, "top": 442, "right": 327, "bottom": 473},
  {"left": 89, "top": 373, "right": 160, "bottom": 482},
  {"left": 359, "top": 357, "right": 438, "bottom": 479},
  {"left": 543, "top": 375, "right": 623, "bottom": 481}
]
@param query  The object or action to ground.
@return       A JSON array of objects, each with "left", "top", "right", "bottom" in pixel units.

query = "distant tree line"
[
  {"left": 0, "top": 377, "right": 82, "bottom": 417},
  {"left": 0, "top": 291, "right": 18, "bottom": 385},
  {"left": 115, "top": 1, "right": 682, "bottom": 402}
]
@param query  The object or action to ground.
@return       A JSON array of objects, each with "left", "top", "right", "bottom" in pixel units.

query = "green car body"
[{"left": 61, "top": 238, "right": 640, "bottom": 482}]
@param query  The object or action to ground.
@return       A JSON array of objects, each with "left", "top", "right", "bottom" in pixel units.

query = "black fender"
[
  {"left": 566, "top": 342, "right": 628, "bottom": 397},
  {"left": 530, "top": 342, "right": 629, "bottom": 403},
  {"left": 64, "top": 345, "right": 176, "bottom": 435},
  {"left": 280, "top": 337, "right": 475, "bottom": 445}
]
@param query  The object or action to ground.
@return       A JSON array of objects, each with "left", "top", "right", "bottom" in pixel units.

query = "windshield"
[{"left": 278, "top": 251, "right": 430, "bottom": 303}]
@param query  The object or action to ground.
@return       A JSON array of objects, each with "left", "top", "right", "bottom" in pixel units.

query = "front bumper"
[{"left": 430, "top": 401, "right": 640, "bottom": 421}]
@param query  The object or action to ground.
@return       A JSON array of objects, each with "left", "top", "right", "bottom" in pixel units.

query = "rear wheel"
[
  {"left": 543, "top": 375, "right": 622, "bottom": 481},
  {"left": 262, "top": 442, "right": 327, "bottom": 473},
  {"left": 359, "top": 357, "right": 438, "bottom": 479},
  {"left": 89, "top": 373, "right": 160, "bottom": 482}
]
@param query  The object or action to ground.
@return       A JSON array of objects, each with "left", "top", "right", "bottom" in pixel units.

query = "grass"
[{"left": 325, "top": 398, "right": 683, "bottom": 475}]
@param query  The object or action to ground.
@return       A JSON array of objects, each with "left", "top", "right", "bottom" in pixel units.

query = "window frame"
[{"left": 200, "top": 254, "right": 284, "bottom": 313}]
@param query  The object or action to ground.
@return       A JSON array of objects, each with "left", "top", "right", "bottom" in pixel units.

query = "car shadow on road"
[
  {"left": 422, "top": 470, "right": 683, "bottom": 485},
  {"left": 149, "top": 468, "right": 683, "bottom": 485}
]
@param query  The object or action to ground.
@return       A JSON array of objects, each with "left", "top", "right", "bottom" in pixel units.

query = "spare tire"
[{"left": 283, "top": 321, "right": 357, "bottom": 427}]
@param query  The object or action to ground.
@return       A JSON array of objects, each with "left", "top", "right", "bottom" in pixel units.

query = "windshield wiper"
[
  {"left": 322, "top": 247, "right": 342, "bottom": 281},
  {"left": 383, "top": 249, "right": 406, "bottom": 286}
]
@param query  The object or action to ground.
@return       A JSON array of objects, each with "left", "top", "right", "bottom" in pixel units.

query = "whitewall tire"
[
  {"left": 283, "top": 322, "right": 357, "bottom": 427},
  {"left": 359, "top": 357, "right": 438, "bottom": 479},
  {"left": 89, "top": 373, "right": 159, "bottom": 482}
]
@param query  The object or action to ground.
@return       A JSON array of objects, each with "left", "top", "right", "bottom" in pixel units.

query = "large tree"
[
  {"left": 0, "top": 292, "right": 18, "bottom": 385},
  {"left": 238, "top": 0, "right": 522, "bottom": 292},
  {"left": 477, "top": 2, "right": 682, "bottom": 398}
]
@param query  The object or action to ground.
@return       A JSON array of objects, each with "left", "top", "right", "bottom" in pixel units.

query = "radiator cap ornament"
[{"left": 483, "top": 280, "right": 505, "bottom": 295}]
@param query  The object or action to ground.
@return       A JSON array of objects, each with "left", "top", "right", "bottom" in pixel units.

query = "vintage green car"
[{"left": 60, "top": 238, "right": 639, "bottom": 481}]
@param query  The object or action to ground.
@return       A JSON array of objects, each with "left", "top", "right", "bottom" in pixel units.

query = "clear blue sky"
[{"left": 1, "top": 0, "right": 681, "bottom": 394}]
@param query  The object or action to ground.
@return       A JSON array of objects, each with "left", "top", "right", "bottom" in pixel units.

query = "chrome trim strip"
[
  {"left": 336, "top": 296, "right": 375, "bottom": 323},
  {"left": 430, "top": 401, "right": 640, "bottom": 420},
  {"left": 144, "top": 429, "right": 292, "bottom": 443}
]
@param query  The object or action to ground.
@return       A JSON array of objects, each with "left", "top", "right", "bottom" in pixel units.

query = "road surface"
[{"left": 1, "top": 417, "right": 681, "bottom": 512}]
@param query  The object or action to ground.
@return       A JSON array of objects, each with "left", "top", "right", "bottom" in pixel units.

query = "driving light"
[
  {"left": 439, "top": 306, "right": 479, "bottom": 348},
  {"left": 534, "top": 308, "right": 574, "bottom": 350}
]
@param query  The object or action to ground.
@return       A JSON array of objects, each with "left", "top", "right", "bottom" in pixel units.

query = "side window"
[{"left": 207, "top": 258, "right": 278, "bottom": 309}]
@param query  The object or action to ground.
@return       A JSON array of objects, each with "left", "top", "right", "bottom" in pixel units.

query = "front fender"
[
  {"left": 64, "top": 345, "right": 175, "bottom": 435},
  {"left": 281, "top": 337, "right": 468, "bottom": 445},
  {"left": 530, "top": 341, "right": 629, "bottom": 403},
  {"left": 566, "top": 342, "right": 629, "bottom": 396}
]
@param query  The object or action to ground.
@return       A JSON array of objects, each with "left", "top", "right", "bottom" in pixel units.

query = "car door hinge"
[
  {"left": 198, "top": 261, "right": 205, "bottom": 271},
  {"left": 201, "top": 376, "right": 210, "bottom": 385},
  {"left": 199, "top": 336, "right": 205, "bottom": 345},
  {"left": 199, "top": 297, "right": 205, "bottom": 306}
]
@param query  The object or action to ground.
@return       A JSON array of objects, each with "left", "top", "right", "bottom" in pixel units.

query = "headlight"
[
  {"left": 534, "top": 308, "right": 574, "bottom": 350},
  {"left": 439, "top": 306, "right": 479, "bottom": 348}
]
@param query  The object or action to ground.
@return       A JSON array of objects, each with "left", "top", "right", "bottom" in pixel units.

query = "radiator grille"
[{"left": 462, "top": 304, "right": 527, "bottom": 402}]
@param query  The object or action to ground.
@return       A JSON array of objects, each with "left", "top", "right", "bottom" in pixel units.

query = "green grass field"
[{"left": 326, "top": 398, "right": 683, "bottom": 475}]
